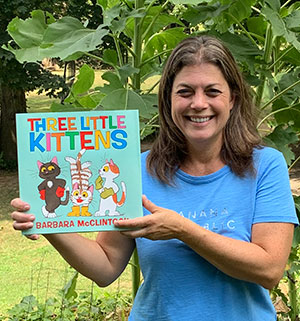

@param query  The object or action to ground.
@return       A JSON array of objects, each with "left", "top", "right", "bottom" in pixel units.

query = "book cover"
[{"left": 16, "top": 110, "right": 143, "bottom": 234}]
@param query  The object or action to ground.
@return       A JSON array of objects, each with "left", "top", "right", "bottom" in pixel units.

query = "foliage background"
[{"left": 1, "top": 0, "right": 300, "bottom": 319}]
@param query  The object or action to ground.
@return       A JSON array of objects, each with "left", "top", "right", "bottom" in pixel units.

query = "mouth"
[{"left": 188, "top": 116, "right": 214, "bottom": 123}]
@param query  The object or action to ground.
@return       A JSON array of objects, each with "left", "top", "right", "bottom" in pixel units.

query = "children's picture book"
[{"left": 16, "top": 110, "right": 143, "bottom": 235}]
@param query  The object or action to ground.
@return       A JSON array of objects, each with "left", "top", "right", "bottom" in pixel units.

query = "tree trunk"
[{"left": 0, "top": 84, "right": 27, "bottom": 164}]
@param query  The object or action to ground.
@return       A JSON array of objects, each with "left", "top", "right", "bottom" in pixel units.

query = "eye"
[
  {"left": 206, "top": 88, "right": 221, "bottom": 97},
  {"left": 103, "top": 166, "right": 109, "bottom": 172},
  {"left": 82, "top": 191, "right": 88, "bottom": 198},
  {"left": 176, "top": 88, "right": 193, "bottom": 97},
  {"left": 41, "top": 167, "right": 47, "bottom": 173},
  {"left": 73, "top": 191, "right": 79, "bottom": 197},
  {"left": 48, "top": 165, "right": 55, "bottom": 171}
]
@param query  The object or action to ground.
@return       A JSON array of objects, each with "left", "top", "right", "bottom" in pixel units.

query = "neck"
[{"left": 181, "top": 142, "right": 224, "bottom": 176}]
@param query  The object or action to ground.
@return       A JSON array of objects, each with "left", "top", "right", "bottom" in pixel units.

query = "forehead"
[{"left": 173, "top": 63, "right": 227, "bottom": 86}]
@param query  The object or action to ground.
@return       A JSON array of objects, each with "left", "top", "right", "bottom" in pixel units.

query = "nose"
[{"left": 190, "top": 90, "right": 209, "bottom": 109}]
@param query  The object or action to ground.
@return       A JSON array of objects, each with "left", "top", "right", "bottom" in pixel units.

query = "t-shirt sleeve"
[{"left": 253, "top": 148, "right": 299, "bottom": 225}]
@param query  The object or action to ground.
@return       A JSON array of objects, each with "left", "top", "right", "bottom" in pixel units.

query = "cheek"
[{"left": 171, "top": 97, "right": 185, "bottom": 124}]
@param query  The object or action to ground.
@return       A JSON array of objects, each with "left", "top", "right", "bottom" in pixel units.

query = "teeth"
[{"left": 190, "top": 116, "right": 210, "bottom": 123}]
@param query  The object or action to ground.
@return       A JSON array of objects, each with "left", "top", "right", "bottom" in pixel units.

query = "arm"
[
  {"left": 44, "top": 231, "right": 135, "bottom": 287},
  {"left": 115, "top": 196, "right": 294, "bottom": 289},
  {"left": 11, "top": 198, "right": 135, "bottom": 287}
]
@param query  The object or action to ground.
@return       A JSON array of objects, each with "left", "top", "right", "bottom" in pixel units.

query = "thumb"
[{"left": 142, "top": 195, "right": 159, "bottom": 214}]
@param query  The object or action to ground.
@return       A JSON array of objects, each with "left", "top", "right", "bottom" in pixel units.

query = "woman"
[{"left": 11, "top": 36, "right": 298, "bottom": 320}]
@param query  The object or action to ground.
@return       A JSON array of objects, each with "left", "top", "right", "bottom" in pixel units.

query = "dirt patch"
[{"left": 290, "top": 168, "right": 300, "bottom": 196}]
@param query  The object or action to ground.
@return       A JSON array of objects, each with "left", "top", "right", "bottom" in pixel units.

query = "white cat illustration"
[{"left": 94, "top": 159, "right": 126, "bottom": 216}]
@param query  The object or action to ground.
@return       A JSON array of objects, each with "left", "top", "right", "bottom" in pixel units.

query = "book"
[{"left": 16, "top": 110, "right": 143, "bottom": 234}]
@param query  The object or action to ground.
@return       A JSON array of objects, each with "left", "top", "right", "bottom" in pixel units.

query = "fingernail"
[{"left": 24, "top": 204, "right": 30, "bottom": 211}]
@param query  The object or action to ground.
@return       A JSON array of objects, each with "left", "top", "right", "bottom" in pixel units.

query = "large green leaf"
[
  {"left": 282, "top": 47, "right": 300, "bottom": 66},
  {"left": 262, "top": 6, "right": 286, "bottom": 37},
  {"left": 125, "top": 6, "right": 183, "bottom": 41},
  {"left": 264, "top": 0, "right": 281, "bottom": 11},
  {"left": 182, "top": 3, "right": 230, "bottom": 26},
  {"left": 97, "top": 71, "right": 124, "bottom": 95},
  {"left": 7, "top": 10, "right": 54, "bottom": 48},
  {"left": 5, "top": 14, "right": 109, "bottom": 63},
  {"left": 273, "top": 100, "right": 300, "bottom": 130},
  {"left": 262, "top": 4, "right": 300, "bottom": 52},
  {"left": 100, "top": 3, "right": 145, "bottom": 34},
  {"left": 101, "top": 3, "right": 122, "bottom": 26},
  {"left": 42, "top": 17, "right": 109, "bottom": 60},
  {"left": 207, "top": 31, "right": 262, "bottom": 73},
  {"left": 4, "top": 10, "right": 55, "bottom": 62},
  {"left": 285, "top": 10, "right": 300, "bottom": 32},
  {"left": 247, "top": 16, "right": 267, "bottom": 37},
  {"left": 214, "top": 0, "right": 256, "bottom": 33},
  {"left": 117, "top": 64, "right": 139, "bottom": 85},
  {"left": 99, "top": 88, "right": 150, "bottom": 118},
  {"left": 102, "top": 49, "right": 118, "bottom": 67},
  {"left": 264, "top": 125, "right": 299, "bottom": 165},
  {"left": 143, "top": 27, "right": 186, "bottom": 61},
  {"left": 72, "top": 64, "right": 95, "bottom": 96}
]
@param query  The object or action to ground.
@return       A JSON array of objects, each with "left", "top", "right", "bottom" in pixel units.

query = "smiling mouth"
[{"left": 188, "top": 116, "right": 213, "bottom": 123}]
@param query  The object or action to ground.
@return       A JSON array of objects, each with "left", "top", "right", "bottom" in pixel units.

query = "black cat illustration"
[{"left": 37, "top": 157, "right": 69, "bottom": 218}]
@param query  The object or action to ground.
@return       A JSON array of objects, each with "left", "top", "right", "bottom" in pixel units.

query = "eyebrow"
[{"left": 174, "top": 82, "right": 222, "bottom": 89}]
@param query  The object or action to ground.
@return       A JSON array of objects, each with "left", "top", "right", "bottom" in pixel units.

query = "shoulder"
[
  {"left": 141, "top": 150, "right": 150, "bottom": 165},
  {"left": 253, "top": 145, "right": 283, "bottom": 160},
  {"left": 253, "top": 146, "right": 290, "bottom": 187},
  {"left": 253, "top": 146, "right": 287, "bottom": 171}
]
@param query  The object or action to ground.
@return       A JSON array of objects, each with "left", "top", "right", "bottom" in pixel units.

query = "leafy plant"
[{"left": 0, "top": 272, "right": 132, "bottom": 321}]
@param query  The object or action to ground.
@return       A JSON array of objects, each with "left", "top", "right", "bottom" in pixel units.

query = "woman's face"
[{"left": 171, "top": 63, "right": 234, "bottom": 151}]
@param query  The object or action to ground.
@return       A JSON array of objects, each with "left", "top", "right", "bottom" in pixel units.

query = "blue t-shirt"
[{"left": 128, "top": 147, "right": 298, "bottom": 321}]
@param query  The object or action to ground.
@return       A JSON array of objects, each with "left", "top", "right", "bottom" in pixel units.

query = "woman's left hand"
[{"left": 114, "top": 195, "right": 185, "bottom": 240}]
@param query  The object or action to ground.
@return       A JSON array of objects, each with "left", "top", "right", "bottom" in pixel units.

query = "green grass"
[{"left": 0, "top": 214, "right": 132, "bottom": 313}]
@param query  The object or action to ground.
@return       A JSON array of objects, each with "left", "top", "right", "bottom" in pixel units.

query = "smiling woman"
[
  {"left": 11, "top": 36, "right": 299, "bottom": 321},
  {"left": 148, "top": 36, "right": 261, "bottom": 182}
]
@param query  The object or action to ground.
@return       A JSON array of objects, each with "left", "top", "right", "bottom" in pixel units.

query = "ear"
[
  {"left": 37, "top": 161, "right": 43, "bottom": 169},
  {"left": 51, "top": 156, "right": 58, "bottom": 165},
  {"left": 73, "top": 182, "right": 79, "bottom": 190},
  {"left": 88, "top": 185, "right": 94, "bottom": 194},
  {"left": 110, "top": 159, "right": 114, "bottom": 166}
]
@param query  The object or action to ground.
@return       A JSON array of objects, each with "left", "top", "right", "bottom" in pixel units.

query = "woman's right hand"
[{"left": 11, "top": 198, "right": 39, "bottom": 240}]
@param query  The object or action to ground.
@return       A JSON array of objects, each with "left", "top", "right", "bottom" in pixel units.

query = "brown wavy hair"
[{"left": 147, "top": 35, "right": 262, "bottom": 185}]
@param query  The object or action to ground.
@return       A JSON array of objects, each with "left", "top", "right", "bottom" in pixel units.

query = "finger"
[
  {"left": 10, "top": 198, "right": 30, "bottom": 212},
  {"left": 114, "top": 217, "right": 148, "bottom": 229},
  {"left": 12, "top": 219, "right": 34, "bottom": 231},
  {"left": 120, "top": 228, "right": 147, "bottom": 239},
  {"left": 142, "top": 195, "right": 160, "bottom": 213},
  {"left": 26, "top": 234, "right": 40, "bottom": 241},
  {"left": 11, "top": 211, "right": 35, "bottom": 223}
]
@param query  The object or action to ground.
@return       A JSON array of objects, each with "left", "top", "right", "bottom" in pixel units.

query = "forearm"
[
  {"left": 179, "top": 219, "right": 286, "bottom": 289},
  {"left": 44, "top": 232, "right": 132, "bottom": 287}
]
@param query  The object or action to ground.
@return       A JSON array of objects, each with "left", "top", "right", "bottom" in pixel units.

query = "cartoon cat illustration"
[
  {"left": 95, "top": 159, "right": 126, "bottom": 216},
  {"left": 37, "top": 157, "right": 69, "bottom": 218},
  {"left": 65, "top": 149, "right": 94, "bottom": 217}
]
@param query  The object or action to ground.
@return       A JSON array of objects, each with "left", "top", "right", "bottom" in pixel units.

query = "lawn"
[{"left": 0, "top": 70, "right": 135, "bottom": 315}]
